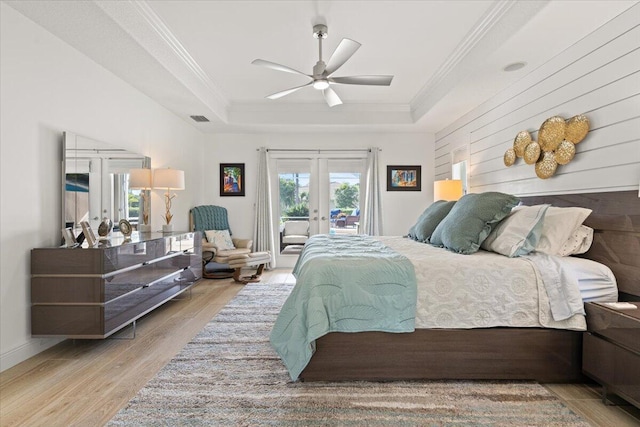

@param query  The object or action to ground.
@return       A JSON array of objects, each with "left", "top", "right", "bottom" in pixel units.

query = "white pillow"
[
  {"left": 482, "top": 204, "right": 550, "bottom": 257},
  {"left": 535, "top": 207, "right": 592, "bottom": 255},
  {"left": 204, "top": 229, "right": 235, "bottom": 250},
  {"left": 558, "top": 225, "right": 594, "bottom": 256}
]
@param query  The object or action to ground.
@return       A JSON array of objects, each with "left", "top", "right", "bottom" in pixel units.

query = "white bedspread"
[{"left": 377, "top": 236, "right": 586, "bottom": 331}]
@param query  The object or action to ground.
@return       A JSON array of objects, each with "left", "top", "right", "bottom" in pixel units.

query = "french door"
[{"left": 270, "top": 152, "right": 366, "bottom": 266}]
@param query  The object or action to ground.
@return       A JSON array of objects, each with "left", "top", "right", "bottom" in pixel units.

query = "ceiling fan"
[{"left": 252, "top": 24, "right": 393, "bottom": 107}]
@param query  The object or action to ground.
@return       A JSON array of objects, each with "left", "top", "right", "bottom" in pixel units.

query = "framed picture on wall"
[
  {"left": 386, "top": 165, "right": 421, "bottom": 191},
  {"left": 220, "top": 163, "right": 245, "bottom": 196}
]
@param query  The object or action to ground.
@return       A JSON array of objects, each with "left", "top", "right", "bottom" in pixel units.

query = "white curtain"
[
  {"left": 253, "top": 147, "right": 276, "bottom": 268},
  {"left": 362, "top": 147, "right": 383, "bottom": 235}
]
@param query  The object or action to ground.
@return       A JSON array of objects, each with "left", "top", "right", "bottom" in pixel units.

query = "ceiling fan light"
[{"left": 312, "top": 79, "right": 330, "bottom": 90}]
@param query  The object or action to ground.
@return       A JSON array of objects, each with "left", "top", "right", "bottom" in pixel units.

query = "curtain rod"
[{"left": 257, "top": 148, "right": 378, "bottom": 152}]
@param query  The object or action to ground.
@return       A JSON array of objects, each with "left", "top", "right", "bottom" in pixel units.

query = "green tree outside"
[
  {"left": 284, "top": 203, "right": 309, "bottom": 219},
  {"left": 279, "top": 178, "right": 296, "bottom": 212},
  {"left": 128, "top": 192, "right": 140, "bottom": 219},
  {"left": 334, "top": 183, "right": 359, "bottom": 210}
]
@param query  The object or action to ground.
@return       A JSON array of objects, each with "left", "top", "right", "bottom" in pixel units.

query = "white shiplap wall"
[{"left": 435, "top": 4, "right": 640, "bottom": 196}]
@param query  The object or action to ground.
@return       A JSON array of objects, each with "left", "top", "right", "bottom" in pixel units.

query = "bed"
[{"left": 271, "top": 190, "right": 640, "bottom": 383}]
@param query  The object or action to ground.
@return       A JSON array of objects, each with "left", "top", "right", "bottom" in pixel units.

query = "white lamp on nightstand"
[{"left": 153, "top": 168, "right": 185, "bottom": 233}]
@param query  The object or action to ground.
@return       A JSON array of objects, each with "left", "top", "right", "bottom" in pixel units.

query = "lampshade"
[
  {"left": 129, "top": 168, "right": 152, "bottom": 189},
  {"left": 434, "top": 179, "right": 463, "bottom": 201},
  {"left": 153, "top": 168, "right": 185, "bottom": 190}
]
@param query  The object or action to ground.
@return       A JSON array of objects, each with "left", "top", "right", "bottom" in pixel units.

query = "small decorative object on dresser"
[
  {"left": 118, "top": 219, "right": 132, "bottom": 237},
  {"left": 98, "top": 217, "right": 113, "bottom": 237},
  {"left": 79, "top": 221, "right": 97, "bottom": 247},
  {"left": 153, "top": 168, "right": 185, "bottom": 233},
  {"left": 61, "top": 227, "right": 77, "bottom": 247},
  {"left": 583, "top": 302, "right": 640, "bottom": 409}
]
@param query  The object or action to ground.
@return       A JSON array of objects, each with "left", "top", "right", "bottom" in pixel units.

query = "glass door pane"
[
  {"left": 270, "top": 155, "right": 366, "bottom": 266},
  {"left": 274, "top": 159, "right": 315, "bottom": 266},
  {"left": 325, "top": 159, "right": 364, "bottom": 236},
  {"left": 279, "top": 171, "right": 311, "bottom": 222}
]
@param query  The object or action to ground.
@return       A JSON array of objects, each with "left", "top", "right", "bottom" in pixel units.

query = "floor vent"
[{"left": 190, "top": 115, "right": 210, "bottom": 122}]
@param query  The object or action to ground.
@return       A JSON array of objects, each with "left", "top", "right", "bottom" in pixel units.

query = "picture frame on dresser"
[
  {"left": 80, "top": 221, "right": 97, "bottom": 247},
  {"left": 61, "top": 227, "right": 77, "bottom": 247}
]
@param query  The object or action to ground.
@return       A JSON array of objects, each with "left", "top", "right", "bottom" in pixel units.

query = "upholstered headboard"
[{"left": 521, "top": 190, "right": 640, "bottom": 300}]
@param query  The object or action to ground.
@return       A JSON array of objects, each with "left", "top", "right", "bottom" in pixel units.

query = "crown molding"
[
  {"left": 230, "top": 102, "right": 411, "bottom": 113},
  {"left": 228, "top": 102, "right": 413, "bottom": 127},
  {"left": 410, "top": 0, "right": 550, "bottom": 122},
  {"left": 96, "top": 0, "right": 230, "bottom": 123}
]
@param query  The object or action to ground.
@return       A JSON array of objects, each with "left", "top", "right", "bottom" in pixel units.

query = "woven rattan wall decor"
[{"left": 504, "top": 114, "right": 589, "bottom": 179}]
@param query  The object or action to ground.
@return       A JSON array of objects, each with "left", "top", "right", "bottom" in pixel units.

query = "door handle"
[
  {"left": 321, "top": 216, "right": 327, "bottom": 220},
  {"left": 312, "top": 216, "right": 318, "bottom": 221}
]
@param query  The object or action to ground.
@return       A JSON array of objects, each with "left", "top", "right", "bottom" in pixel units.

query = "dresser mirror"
[{"left": 62, "top": 131, "right": 150, "bottom": 234}]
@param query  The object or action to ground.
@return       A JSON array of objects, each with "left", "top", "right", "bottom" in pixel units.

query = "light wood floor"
[{"left": 1, "top": 268, "right": 639, "bottom": 426}]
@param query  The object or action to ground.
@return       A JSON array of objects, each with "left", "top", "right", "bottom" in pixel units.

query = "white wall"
[
  {"left": 0, "top": 4, "right": 206, "bottom": 371},
  {"left": 435, "top": 4, "right": 640, "bottom": 196},
  {"left": 204, "top": 133, "right": 434, "bottom": 238}
]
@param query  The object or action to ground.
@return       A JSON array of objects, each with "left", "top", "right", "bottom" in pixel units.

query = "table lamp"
[
  {"left": 129, "top": 168, "right": 152, "bottom": 232},
  {"left": 434, "top": 179, "right": 463, "bottom": 201},
  {"left": 153, "top": 168, "right": 185, "bottom": 233}
]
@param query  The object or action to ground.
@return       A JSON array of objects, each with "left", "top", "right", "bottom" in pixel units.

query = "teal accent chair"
[{"left": 189, "top": 205, "right": 271, "bottom": 283}]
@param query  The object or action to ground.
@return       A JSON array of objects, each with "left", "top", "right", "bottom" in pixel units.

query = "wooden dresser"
[
  {"left": 583, "top": 302, "right": 640, "bottom": 408},
  {"left": 31, "top": 231, "right": 202, "bottom": 338}
]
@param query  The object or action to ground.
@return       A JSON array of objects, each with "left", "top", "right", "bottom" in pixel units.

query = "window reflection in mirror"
[{"left": 63, "top": 131, "right": 150, "bottom": 233}]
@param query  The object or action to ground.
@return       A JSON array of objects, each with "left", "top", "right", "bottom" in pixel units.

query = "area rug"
[{"left": 108, "top": 282, "right": 589, "bottom": 426}]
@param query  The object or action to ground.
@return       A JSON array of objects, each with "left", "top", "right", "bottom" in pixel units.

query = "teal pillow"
[
  {"left": 430, "top": 192, "right": 520, "bottom": 254},
  {"left": 408, "top": 201, "right": 456, "bottom": 242}
]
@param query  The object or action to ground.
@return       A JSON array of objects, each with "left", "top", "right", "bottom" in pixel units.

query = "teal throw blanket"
[{"left": 270, "top": 234, "right": 417, "bottom": 380}]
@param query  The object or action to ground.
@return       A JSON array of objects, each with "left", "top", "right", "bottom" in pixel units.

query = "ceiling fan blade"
[
  {"left": 323, "top": 87, "right": 343, "bottom": 107},
  {"left": 324, "top": 38, "right": 361, "bottom": 76},
  {"left": 252, "top": 59, "right": 311, "bottom": 79},
  {"left": 329, "top": 75, "right": 393, "bottom": 86},
  {"left": 266, "top": 82, "right": 313, "bottom": 100}
]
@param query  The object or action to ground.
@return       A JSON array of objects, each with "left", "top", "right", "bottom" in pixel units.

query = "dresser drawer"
[
  {"left": 104, "top": 252, "right": 195, "bottom": 302},
  {"left": 32, "top": 269, "right": 193, "bottom": 337},
  {"left": 32, "top": 251, "right": 196, "bottom": 304},
  {"left": 104, "top": 272, "right": 191, "bottom": 333}
]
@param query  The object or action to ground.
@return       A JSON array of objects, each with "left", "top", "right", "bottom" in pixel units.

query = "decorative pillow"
[
  {"left": 430, "top": 192, "right": 520, "bottom": 254},
  {"left": 481, "top": 204, "right": 550, "bottom": 257},
  {"left": 408, "top": 200, "right": 456, "bottom": 242},
  {"left": 204, "top": 229, "right": 235, "bottom": 250},
  {"left": 558, "top": 225, "right": 594, "bottom": 256},
  {"left": 535, "top": 207, "right": 592, "bottom": 255}
]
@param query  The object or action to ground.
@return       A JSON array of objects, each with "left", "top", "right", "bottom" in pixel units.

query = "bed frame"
[{"left": 300, "top": 190, "right": 640, "bottom": 382}]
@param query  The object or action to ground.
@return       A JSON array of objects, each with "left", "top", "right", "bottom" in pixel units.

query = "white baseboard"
[{"left": 1, "top": 337, "right": 64, "bottom": 373}]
